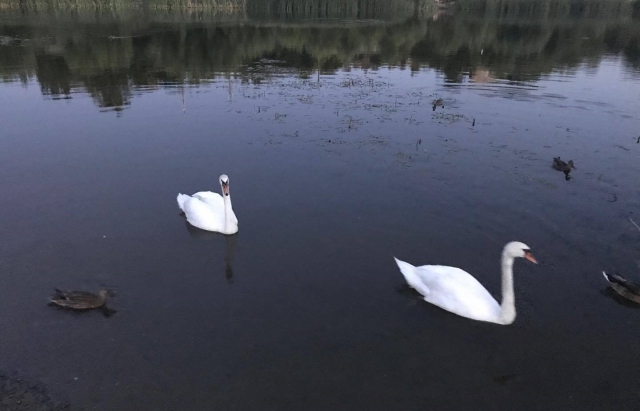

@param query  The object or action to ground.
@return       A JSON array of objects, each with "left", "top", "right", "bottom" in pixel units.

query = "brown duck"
[
  {"left": 602, "top": 272, "right": 640, "bottom": 304},
  {"left": 552, "top": 157, "right": 575, "bottom": 180},
  {"left": 50, "top": 289, "right": 110, "bottom": 310}
]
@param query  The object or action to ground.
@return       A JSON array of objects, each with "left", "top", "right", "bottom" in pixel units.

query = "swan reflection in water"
[{"left": 184, "top": 221, "right": 238, "bottom": 283}]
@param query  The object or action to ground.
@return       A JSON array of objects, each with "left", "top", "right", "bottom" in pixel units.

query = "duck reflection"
[
  {"left": 184, "top": 221, "right": 238, "bottom": 283},
  {"left": 601, "top": 271, "right": 640, "bottom": 308},
  {"left": 601, "top": 287, "right": 640, "bottom": 309}
]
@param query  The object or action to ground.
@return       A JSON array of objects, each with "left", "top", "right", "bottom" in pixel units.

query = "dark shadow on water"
[
  {"left": 601, "top": 287, "right": 640, "bottom": 309},
  {"left": 395, "top": 283, "right": 423, "bottom": 301},
  {"left": 47, "top": 302, "right": 118, "bottom": 318},
  {"left": 492, "top": 373, "right": 520, "bottom": 385},
  {"left": 183, "top": 220, "right": 238, "bottom": 283}
]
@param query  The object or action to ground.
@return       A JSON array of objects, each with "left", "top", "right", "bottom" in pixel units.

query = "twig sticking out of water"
[
  {"left": 630, "top": 217, "right": 640, "bottom": 233},
  {"left": 181, "top": 87, "right": 185, "bottom": 114},
  {"left": 637, "top": 136, "right": 640, "bottom": 143}
]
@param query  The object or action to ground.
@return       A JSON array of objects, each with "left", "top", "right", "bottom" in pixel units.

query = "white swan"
[
  {"left": 394, "top": 242, "right": 537, "bottom": 325},
  {"left": 177, "top": 174, "right": 238, "bottom": 234}
]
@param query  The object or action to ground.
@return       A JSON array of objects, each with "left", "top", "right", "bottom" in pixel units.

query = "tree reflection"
[
  {"left": 36, "top": 54, "right": 71, "bottom": 96},
  {"left": 0, "top": 0, "right": 638, "bottom": 110},
  {"left": 82, "top": 70, "right": 132, "bottom": 108}
]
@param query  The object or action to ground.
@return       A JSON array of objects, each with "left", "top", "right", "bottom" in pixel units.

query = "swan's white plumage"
[
  {"left": 177, "top": 175, "right": 238, "bottom": 234},
  {"left": 395, "top": 258, "right": 500, "bottom": 322},
  {"left": 192, "top": 191, "right": 224, "bottom": 208},
  {"left": 394, "top": 242, "right": 534, "bottom": 325},
  {"left": 177, "top": 194, "right": 192, "bottom": 210}
]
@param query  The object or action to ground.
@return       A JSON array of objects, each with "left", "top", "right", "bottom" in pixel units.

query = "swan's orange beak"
[
  {"left": 222, "top": 182, "right": 230, "bottom": 197},
  {"left": 524, "top": 251, "right": 537, "bottom": 264}
]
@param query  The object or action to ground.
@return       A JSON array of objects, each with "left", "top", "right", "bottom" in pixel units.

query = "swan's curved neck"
[
  {"left": 500, "top": 252, "right": 516, "bottom": 324},
  {"left": 222, "top": 193, "right": 234, "bottom": 228}
]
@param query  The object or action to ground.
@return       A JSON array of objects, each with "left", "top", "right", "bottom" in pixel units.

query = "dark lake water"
[{"left": 1, "top": 4, "right": 640, "bottom": 410}]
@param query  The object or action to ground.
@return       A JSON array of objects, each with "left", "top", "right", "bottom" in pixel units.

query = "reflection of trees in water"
[
  {"left": 36, "top": 54, "right": 71, "bottom": 96},
  {"left": 81, "top": 70, "right": 131, "bottom": 108},
  {"left": 408, "top": 16, "right": 640, "bottom": 82},
  {"left": 458, "top": 0, "right": 640, "bottom": 19},
  {"left": 245, "top": 0, "right": 419, "bottom": 20},
  {"left": 0, "top": 0, "right": 246, "bottom": 10},
  {"left": 0, "top": 1, "right": 639, "bottom": 108}
]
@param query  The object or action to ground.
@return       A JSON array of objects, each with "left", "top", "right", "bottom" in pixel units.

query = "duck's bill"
[
  {"left": 222, "top": 183, "right": 230, "bottom": 196},
  {"left": 524, "top": 251, "right": 538, "bottom": 264}
]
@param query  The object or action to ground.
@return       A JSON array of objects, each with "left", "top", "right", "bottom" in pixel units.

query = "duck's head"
[
  {"left": 219, "top": 174, "right": 230, "bottom": 196},
  {"left": 504, "top": 242, "right": 537, "bottom": 263}
]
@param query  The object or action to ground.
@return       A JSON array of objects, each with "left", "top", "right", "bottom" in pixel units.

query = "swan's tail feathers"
[
  {"left": 603, "top": 271, "right": 625, "bottom": 285},
  {"left": 394, "top": 257, "right": 430, "bottom": 297},
  {"left": 177, "top": 194, "right": 191, "bottom": 211}
]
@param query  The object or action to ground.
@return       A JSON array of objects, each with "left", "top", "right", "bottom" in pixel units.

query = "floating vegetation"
[
  {"left": 0, "top": 35, "right": 17, "bottom": 45},
  {"left": 0, "top": 373, "right": 70, "bottom": 411},
  {"left": 339, "top": 115, "right": 364, "bottom": 132},
  {"left": 432, "top": 112, "right": 467, "bottom": 124}
]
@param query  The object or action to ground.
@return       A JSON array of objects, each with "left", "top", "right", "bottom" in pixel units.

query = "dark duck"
[{"left": 552, "top": 157, "right": 576, "bottom": 180}]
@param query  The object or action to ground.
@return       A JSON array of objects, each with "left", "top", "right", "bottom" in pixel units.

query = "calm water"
[{"left": 1, "top": 5, "right": 640, "bottom": 410}]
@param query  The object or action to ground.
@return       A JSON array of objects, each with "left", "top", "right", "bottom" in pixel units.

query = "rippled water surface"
[{"left": 0, "top": 4, "right": 639, "bottom": 410}]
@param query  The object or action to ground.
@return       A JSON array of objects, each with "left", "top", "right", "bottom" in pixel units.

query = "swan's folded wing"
[
  {"left": 414, "top": 265, "right": 500, "bottom": 320},
  {"left": 192, "top": 191, "right": 224, "bottom": 208},
  {"left": 183, "top": 196, "right": 225, "bottom": 232},
  {"left": 414, "top": 265, "right": 480, "bottom": 290},
  {"left": 177, "top": 194, "right": 192, "bottom": 211},
  {"left": 395, "top": 258, "right": 432, "bottom": 298}
]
